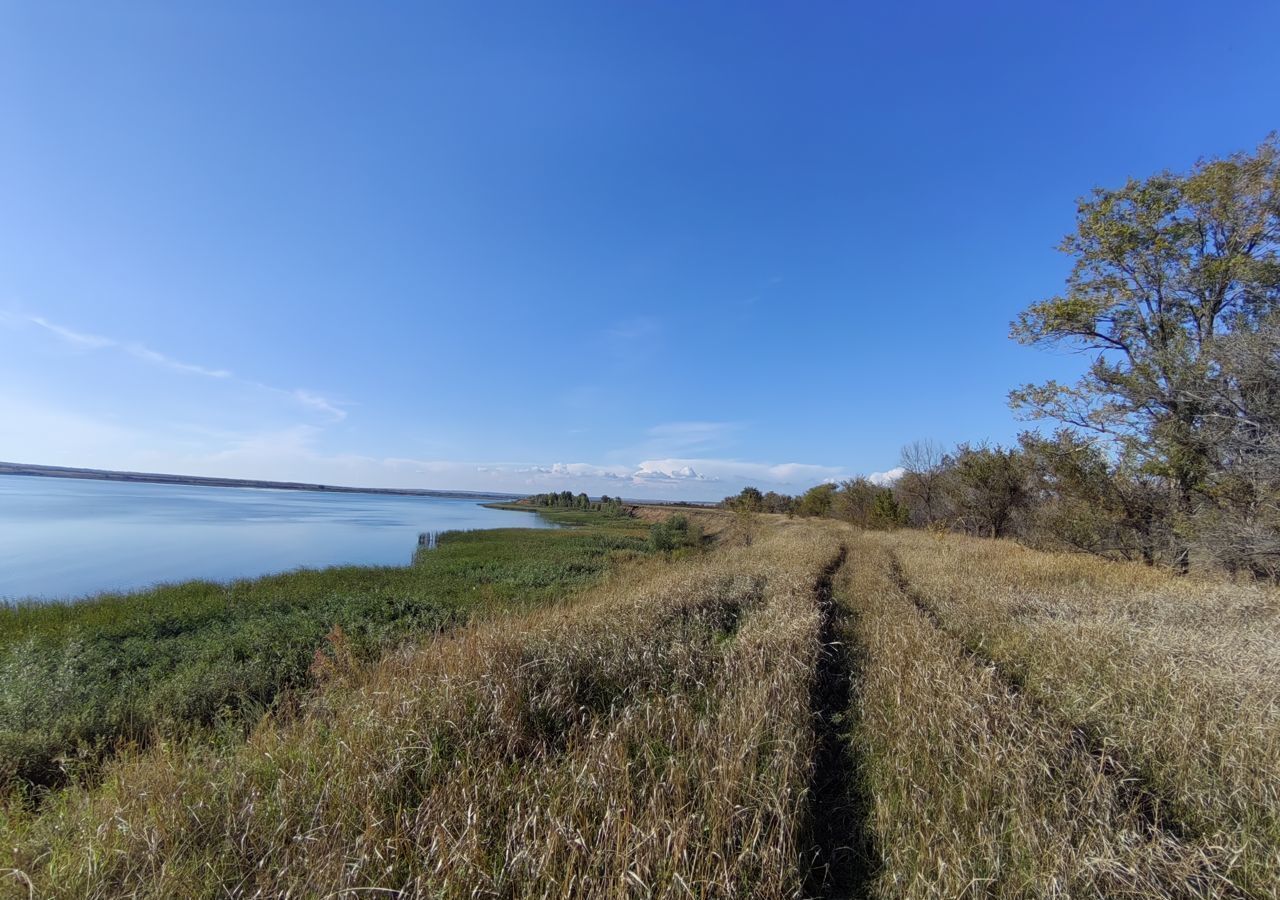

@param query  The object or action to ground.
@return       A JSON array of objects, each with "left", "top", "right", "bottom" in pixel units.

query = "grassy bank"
[
  {"left": 2, "top": 519, "right": 842, "bottom": 897},
  {"left": 4, "top": 514, "right": 1277, "bottom": 897},
  {"left": 0, "top": 520, "right": 648, "bottom": 793}
]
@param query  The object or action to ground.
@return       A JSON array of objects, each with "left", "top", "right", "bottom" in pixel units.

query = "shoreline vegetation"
[
  {"left": 0, "top": 516, "right": 652, "bottom": 795},
  {"left": 3, "top": 507, "right": 1276, "bottom": 897}
]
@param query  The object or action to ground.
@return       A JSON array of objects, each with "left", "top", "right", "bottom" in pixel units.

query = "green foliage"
[
  {"left": 722, "top": 487, "right": 795, "bottom": 515},
  {"left": 648, "top": 514, "right": 704, "bottom": 553},
  {"left": 829, "top": 478, "right": 908, "bottom": 530},
  {"left": 1009, "top": 135, "right": 1280, "bottom": 538},
  {"left": 870, "top": 488, "right": 908, "bottom": 529},
  {"left": 0, "top": 526, "right": 648, "bottom": 791},
  {"left": 796, "top": 483, "right": 836, "bottom": 518},
  {"left": 945, "top": 444, "right": 1030, "bottom": 539},
  {"left": 525, "top": 492, "right": 629, "bottom": 516}
]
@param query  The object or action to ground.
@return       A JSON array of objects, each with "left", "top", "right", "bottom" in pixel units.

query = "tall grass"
[
  {"left": 5, "top": 515, "right": 1275, "bottom": 897},
  {"left": 839, "top": 535, "right": 1230, "bottom": 897},
  {"left": 1, "top": 521, "right": 844, "bottom": 898},
  {"left": 872, "top": 529, "right": 1280, "bottom": 896},
  {"left": 0, "top": 526, "right": 647, "bottom": 792}
]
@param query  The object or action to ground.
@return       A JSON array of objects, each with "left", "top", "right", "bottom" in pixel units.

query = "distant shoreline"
[{"left": 0, "top": 461, "right": 524, "bottom": 502}]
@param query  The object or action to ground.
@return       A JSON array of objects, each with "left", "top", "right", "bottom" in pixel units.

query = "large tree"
[{"left": 1010, "top": 136, "right": 1280, "bottom": 566}]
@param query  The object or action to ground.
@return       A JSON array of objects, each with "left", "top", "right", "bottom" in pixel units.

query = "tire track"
[
  {"left": 802, "top": 547, "right": 875, "bottom": 899},
  {"left": 885, "top": 550, "right": 1246, "bottom": 897}
]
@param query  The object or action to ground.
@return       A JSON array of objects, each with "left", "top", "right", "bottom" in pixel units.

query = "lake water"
[{"left": 0, "top": 475, "right": 552, "bottom": 602}]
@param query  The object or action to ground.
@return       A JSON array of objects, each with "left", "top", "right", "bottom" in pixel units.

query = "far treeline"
[
  {"left": 728, "top": 136, "right": 1280, "bottom": 579},
  {"left": 526, "top": 491, "right": 629, "bottom": 516}
]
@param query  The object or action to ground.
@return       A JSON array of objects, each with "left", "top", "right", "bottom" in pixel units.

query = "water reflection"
[{"left": 0, "top": 475, "right": 550, "bottom": 602}]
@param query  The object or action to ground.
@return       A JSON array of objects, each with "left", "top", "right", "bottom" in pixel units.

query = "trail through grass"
[
  {"left": 4, "top": 514, "right": 1277, "bottom": 898},
  {"left": 870, "top": 530, "right": 1280, "bottom": 896},
  {"left": 2, "top": 520, "right": 843, "bottom": 898}
]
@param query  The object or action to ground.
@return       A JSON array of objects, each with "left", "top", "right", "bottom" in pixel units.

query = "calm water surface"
[{"left": 0, "top": 475, "right": 551, "bottom": 602}]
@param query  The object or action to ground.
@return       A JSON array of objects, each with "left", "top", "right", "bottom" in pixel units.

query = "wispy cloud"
[
  {"left": 27, "top": 314, "right": 231, "bottom": 378},
  {"left": 28, "top": 316, "right": 114, "bottom": 349},
  {"left": 288, "top": 389, "right": 347, "bottom": 422},
  {"left": 14, "top": 312, "right": 343, "bottom": 421},
  {"left": 122, "top": 342, "right": 232, "bottom": 379},
  {"left": 621, "top": 420, "right": 741, "bottom": 458},
  {"left": 646, "top": 421, "right": 737, "bottom": 449}
]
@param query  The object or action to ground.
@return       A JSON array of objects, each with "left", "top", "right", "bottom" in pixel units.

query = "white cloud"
[
  {"left": 124, "top": 343, "right": 232, "bottom": 379},
  {"left": 0, "top": 394, "right": 842, "bottom": 500},
  {"left": 1, "top": 313, "right": 846, "bottom": 500},
  {"left": 289, "top": 389, "right": 348, "bottom": 422},
  {"left": 28, "top": 316, "right": 114, "bottom": 348},
  {"left": 633, "top": 461, "right": 712, "bottom": 483},
  {"left": 632, "top": 457, "right": 843, "bottom": 489},
  {"left": 868, "top": 466, "right": 906, "bottom": 486}
]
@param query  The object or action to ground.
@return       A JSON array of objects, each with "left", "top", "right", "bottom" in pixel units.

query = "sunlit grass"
[
  {"left": 0, "top": 522, "right": 648, "bottom": 791},
  {"left": 4, "top": 514, "right": 1277, "bottom": 897},
  {"left": 840, "top": 535, "right": 1229, "bottom": 897},
  {"left": 867, "top": 529, "right": 1280, "bottom": 896},
  {"left": 2, "top": 519, "right": 842, "bottom": 898}
]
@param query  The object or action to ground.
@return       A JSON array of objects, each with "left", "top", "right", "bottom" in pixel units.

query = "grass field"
[
  {"left": 0, "top": 522, "right": 649, "bottom": 793},
  {"left": 3, "top": 512, "right": 1277, "bottom": 898}
]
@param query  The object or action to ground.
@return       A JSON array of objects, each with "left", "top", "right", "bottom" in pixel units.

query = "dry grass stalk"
[
  {"left": 870, "top": 529, "right": 1280, "bottom": 896},
  {"left": 840, "top": 534, "right": 1240, "bottom": 898},
  {"left": 2, "top": 522, "right": 843, "bottom": 899}
]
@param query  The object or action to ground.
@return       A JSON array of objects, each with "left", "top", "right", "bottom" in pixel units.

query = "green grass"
[
  {"left": 481, "top": 502, "right": 638, "bottom": 529},
  {"left": 0, "top": 519, "right": 648, "bottom": 792}
]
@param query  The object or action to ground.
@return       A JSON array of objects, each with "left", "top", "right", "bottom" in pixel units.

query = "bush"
[{"left": 648, "top": 514, "right": 703, "bottom": 553}]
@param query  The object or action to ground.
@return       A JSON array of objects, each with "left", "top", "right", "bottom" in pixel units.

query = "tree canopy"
[{"left": 1010, "top": 136, "right": 1280, "bottom": 500}]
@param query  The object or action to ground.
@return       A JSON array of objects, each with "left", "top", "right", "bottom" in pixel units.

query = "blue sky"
[{"left": 2, "top": 2, "right": 1277, "bottom": 500}]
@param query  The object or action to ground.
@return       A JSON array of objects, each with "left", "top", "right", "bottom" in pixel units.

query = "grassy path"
[
  {"left": 4, "top": 516, "right": 1276, "bottom": 898},
  {"left": 800, "top": 546, "right": 873, "bottom": 898},
  {"left": 873, "top": 530, "right": 1280, "bottom": 897},
  {"left": 2, "top": 519, "right": 844, "bottom": 897}
]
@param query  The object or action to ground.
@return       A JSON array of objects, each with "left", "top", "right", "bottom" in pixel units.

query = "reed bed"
[
  {"left": 2, "top": 521, "right": 843, "bottom": 898},
  {"left": 871, "top": 529, "right": 1280, "bottom": 897}
]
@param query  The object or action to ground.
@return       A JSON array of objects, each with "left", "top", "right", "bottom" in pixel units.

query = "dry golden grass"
[
  {"left": 2, "top": 521, "right": 843, "bottom": 899},
  {"left": 632, "top": 504, "right": 737, "bottom": 538},
  {"left": 839, "top": 534, "right": 1236, "bottom": 898},
  {"left": 868, "top": 529, "right": 1280, "bottom": 897},
  {"left": 4, "top": 518, "right": 1277, "bottom": 899}
]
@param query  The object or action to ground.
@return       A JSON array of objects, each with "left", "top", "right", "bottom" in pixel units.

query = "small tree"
[
  {"left": 796, "top": 483, "right": 837, "bottom": 518},
  {"left": 1019, "top": 430, "right": 1172, "bottom": 564},
  {"left": 870, "top": 489, "right": 909, "bottom": 529},
  {"left": 897, "top": 439, "right": 947, "bottom": 525},
  {"left": 760, "top": 491, "right": 796, "bottom": 515},
  {"left": 648, "top": 514, "right": 701, "bottom": 553},
  {"left": 945, "top": 444, "right": 1030, "bottom": 539},
  {"left": 833, "top": 478, "right": 879, "bottom": 526}
]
